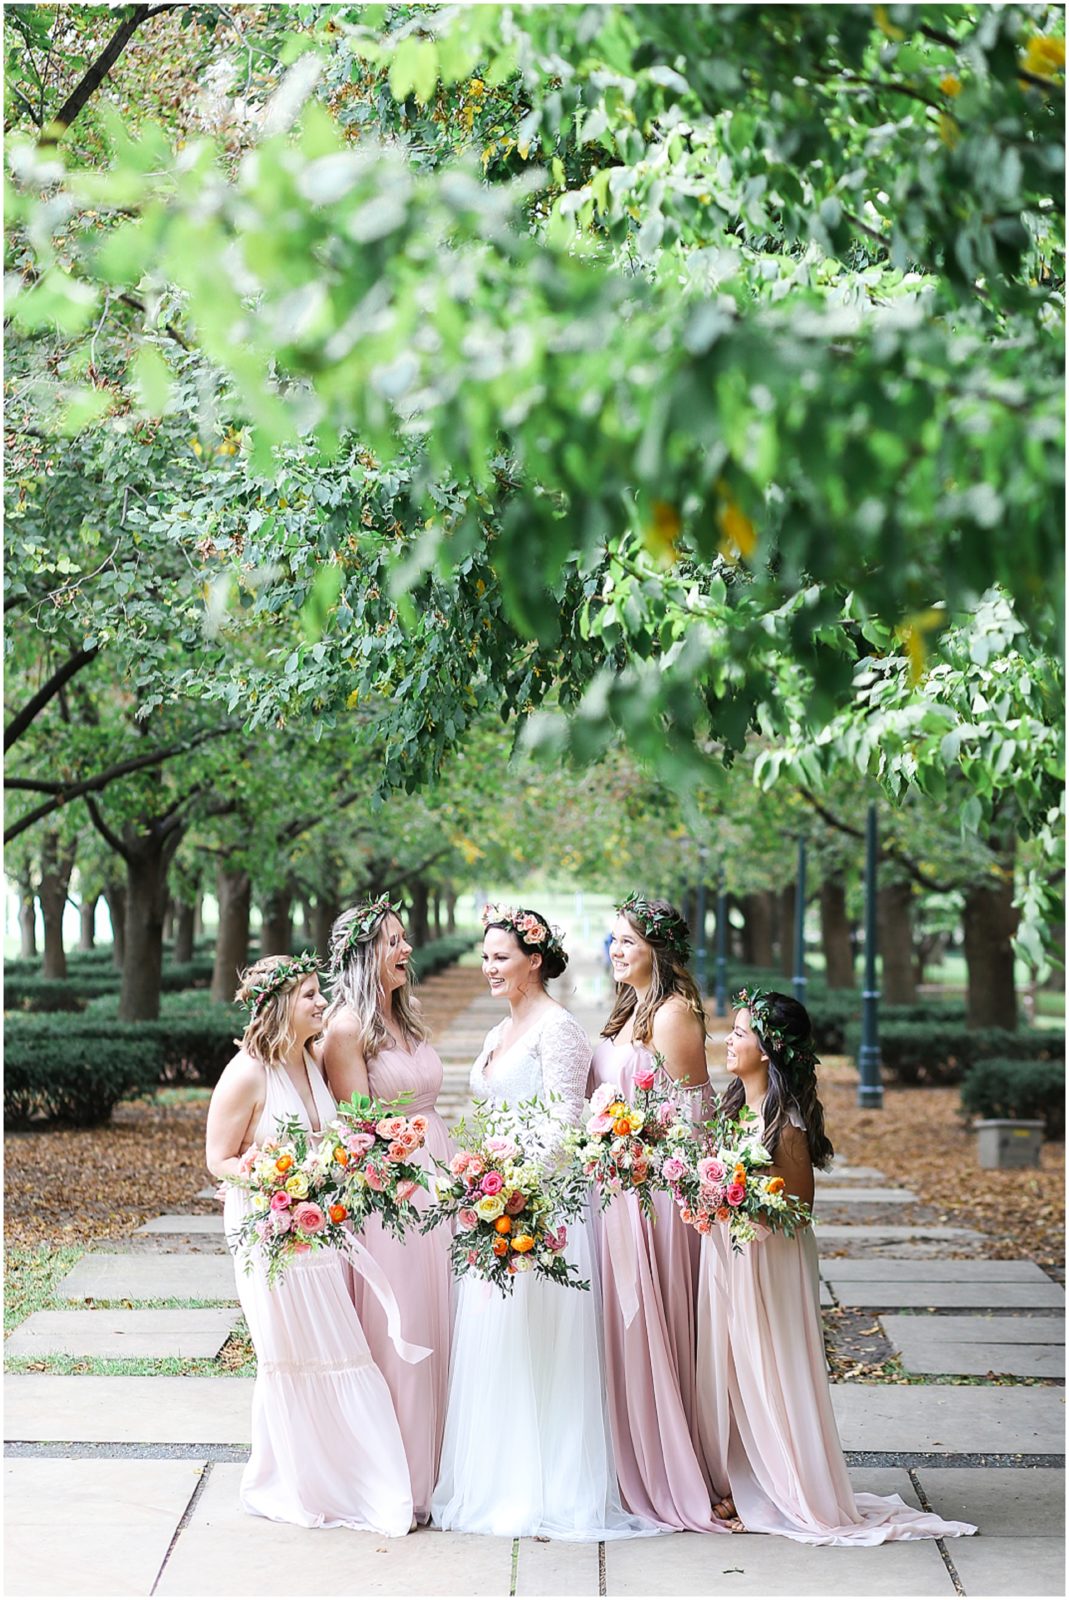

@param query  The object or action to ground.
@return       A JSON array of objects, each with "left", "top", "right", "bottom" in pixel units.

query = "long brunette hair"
[
  {"left": 720, "top": 990, "right": 834, "bottom": 1168},
  {"left": 602, "top": 901, "right": 707, "bottom": 1047},
  {"left": 324, "top": 903, "right": 428, "bottom": 1059}
]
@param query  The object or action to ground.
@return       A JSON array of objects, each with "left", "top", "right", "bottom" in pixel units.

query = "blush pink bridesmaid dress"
[
  {"left": 695, "top": 1107, "right": 978, "bottom": 1545},
  {"left": 350, "top": 1037, "right": 454, "bottom": 1525},
  {"left": 588, "top": 1036, "right": 727, "bottom": 1533},
  {"left": 222, "top": 1052, "right": 414, "bottom": 1536}
]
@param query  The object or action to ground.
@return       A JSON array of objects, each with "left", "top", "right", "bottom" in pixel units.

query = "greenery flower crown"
[
  {"left": 244, "top": 952, "right": 320, "bottom": 1015},
  {"left": 481, "top": 903, "right": 566, "bottom": 959},
  {"left": 616, "top": 893, "right": 691, "bottom": 960},
  {"left": 733, "top": 986, "right": 818, "bottom": 1076},
  {"left": 332, "top": 894, "right": 403, "bottom": 972}
]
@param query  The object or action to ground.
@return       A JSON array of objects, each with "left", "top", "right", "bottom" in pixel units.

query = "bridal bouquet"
[
  {"left": 424, "top": 1099, "right": 590, "bottom": 1295},
  {"left": 325, "top": 1091, "right": 430, "bottom": 1241},
  {"left": 224, "top": 1115, "right": 352, "bottom": 1285},
  {"left": 664, "top": 1105, "right": 812, "bottom": 1251},
  {"left": 565, "top": 1056, "right": 690, "bottom": 1221}
]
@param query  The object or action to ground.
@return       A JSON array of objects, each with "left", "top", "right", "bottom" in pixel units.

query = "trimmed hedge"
[
  {"left": 855, "top": 1022, "right": 1066, "bottom": 1086},
  {"left": 411, "top": 934, "right": 477, "bottom": 980},
  {"left": 5, "top": 1034, "right": 161, "bottom": 1128},
  {"left": 4, "top": 956, "right": 215, "bottom": 1013},
  {"left": 961, "top": 1057, "right": 1066, "bottom": 1139}
]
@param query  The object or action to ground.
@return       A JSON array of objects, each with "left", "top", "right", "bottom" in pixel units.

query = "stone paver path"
[{"left": 4, "top": 950, "right": 1065, "bottom": 1596}]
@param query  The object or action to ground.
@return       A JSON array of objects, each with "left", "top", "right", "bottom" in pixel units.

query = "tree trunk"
[
  {"left": 313, "top": 895, "right": 340, "bottom": 961},
  {"left": 446, "top": 891, "right": 457, "bottom": 935},
  {"left": 432, "top": 892, "right": 442, "bottom": 938},
  {"left": 18, "top": 895, "right": 37, "bottom": 958},
  {"left": 408, "top": 878, "right": 430, "bottom": 947},
  {"left": 820, "top": 874, "right": 854, "bottom": 990},
  {"left": 878, "top": 880, "right": 917, "bottom": 1004},
  {"left": 212, "top": 867, "right": 251, "bottom": 1003},
  {"left": 119, "top": 841, "right": 174, "bottom": 1021},
  {"left": 79, "top": 894, "right": 98, "bottom": 951},
  {"left": 173, "top": 900, "right": 196, "bottom": 964},
  {"left": 298, "top": 897, "right": 315, "bottom": 946},
  {"left": 779, "top": 883, "right": 796, "bottom": 979},
  {"left": 104, "top": 879, "right": 126, "bottom": 968},
  {"left": 260, "top": 887, "right": 293, "bottom": 957},
  {"left": 193, "top": 895, "right": 204, "bottom": 940},
  {"left": 162, "top": 899, "right": 174, "bottom": 943},
  {"left": 963, "top": 863, "right": 1019, "bottom": 1029},
  {"left": 39, "top": 832, "right": 74, "bottom": 981},
  {"left": 740, "top": 891, "right": 775, "bottom": 968}
]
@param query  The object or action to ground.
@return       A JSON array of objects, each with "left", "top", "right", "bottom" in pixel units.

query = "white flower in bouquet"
[{"left": 475, "top": 1192, "right": 506, "bottom": 1221}]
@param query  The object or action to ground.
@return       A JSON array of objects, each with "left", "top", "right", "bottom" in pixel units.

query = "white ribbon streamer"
[{"left": 344, "top": 1233, "right": 432, "bottom": 1366}]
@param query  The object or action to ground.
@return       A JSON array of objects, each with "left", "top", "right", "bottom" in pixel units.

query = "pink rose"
[
  {"left": 633, "top": 1065, "right": 656, "bottom": 1092},
  {"left": 386, "top": 1141, "right": 408, "bottom": 1163},
  {"left": 239, "top": 1145, "right": 259, "bottom": 1175},
  {"left": 376, "top": 1117, "right": 407, "bottom": 1140},
  {"left": 458, "top": 1208, "right": 479, "bottom": 1230},
  {"left": 696, "top": 1213, "right": 712, "bottom": 1235},
  {"left": 293, "top": 1241, "right": 311, "bottom": 1256},
  {"left": 364, "top": 1165, "right": 385, "bottom": 1192},
  {"left": 466, "top": 1155, "right": 486, "bottom": 1177},
  {"left": 294, "top": 1202, "right": 326, "bottom": 1234},
  {"left": 409, "top": 1115, "right": 429, "bottom": 1136},
  {"left": 480, "top": 1171, "right": 503, "bottom": 1195},
  {"left": 662, "top": 1157, "right": 687, "bottom": 1183},
  {"left": 345, "top": 1131, "right": 375, "bottom": 1158},
  {"left": 395, "top": 1180, "right": 419, "bottom": 1202},
  {"left": 272, "top": 1210, "right": 293, "bottom": 1234},
  {"left": 586, "top": 1113, "right": 614, "bottom": 1136},
  {"left": 486, "top": 1135, "right": 518, "bottom": 1160},
  {"left": 504, "top": 1190, "right": 526, "bottom": 1216},
  {"left": 655, "top": 1101, "right": 676, "bottom": 1128},
  {"left": 726, "top": 1183, "right": 746, "bottom": 1207},
  {"left": 590, "top": 1083, "right": 617, "bottom": 1115},
  {"left": 397, "top": 1129, "right": 422, "bottom": 1153},
  {"left": 698, "top": 1157, "right": 726, "bottom": 1186},
  {"left": 270, "top": 1190, "right": 292, "bottom": 1211},
  {"left": 449, "top": 1152, "right": 470, "bottom": 1177}
]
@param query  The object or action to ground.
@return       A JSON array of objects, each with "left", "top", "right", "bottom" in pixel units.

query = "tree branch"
[
  {"left": 4, "top": 723, "right": 239, "bottom": 844},
  {"left": 39, "top": 5, "right": 183, "bottom": 143},
  {"left": 4, "top": 645, "right": 99, "bottom": 750},
  {"left": 796, "top": 786, "right": 958, "bottom": 892},
  {"left": 84, "top": 795, "right": 129, "bottom": 862}
]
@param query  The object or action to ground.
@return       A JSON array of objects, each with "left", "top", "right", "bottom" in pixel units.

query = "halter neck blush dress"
[
  {"left": 431, "top": 1007, "right": 664, "bottom": 1542},
  {"left": 349, "top": 1036, "right": 454, "bottom": 1526},
  {"left": 222, "top": 1051, "right": 414, "bottom": 1536},
  {"left": 588, "top": 1035, "right": 726, "bottom": 1533},
  {"left": 695, "top": 1106, "right": 978, "bottom": 1545}
]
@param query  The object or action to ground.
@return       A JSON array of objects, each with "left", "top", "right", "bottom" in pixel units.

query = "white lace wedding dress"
[{"left": 430, "top": 1006, "right": 663, "bottom": 1540}]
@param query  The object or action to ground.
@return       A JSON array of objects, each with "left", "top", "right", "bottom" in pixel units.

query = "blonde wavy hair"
[
  {"left": 324, "top": 902, "right": 428, "bottom": 1059},
  {"left": 235, "top": 956, "right": 319, "bottom": 1070},
  {"left": 602, "top": 903, "right": 707, "bottom": 1046}
]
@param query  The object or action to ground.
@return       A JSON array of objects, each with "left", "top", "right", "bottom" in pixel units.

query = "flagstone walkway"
[{"left": 4, "top": 955, "right": 1065, "bottom": 1596}]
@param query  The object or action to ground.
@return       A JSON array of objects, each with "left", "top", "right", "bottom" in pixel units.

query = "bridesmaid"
[
  {"left": 695, "top": 988, "right": 977, "bottom": 1545},
  {"left": 205, "top": 953, "right": 414, "bottom": 1536},
  {"left": 590, "top": 894, "right": 726, "bottom": 1532},
  {"left": 321, "top": 895, "right": 453, "bottom": 1528}
]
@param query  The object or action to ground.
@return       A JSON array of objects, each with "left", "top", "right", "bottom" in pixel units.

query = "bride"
[{"left": 431, "top": 906, "right": 662, "bottom": 1541}]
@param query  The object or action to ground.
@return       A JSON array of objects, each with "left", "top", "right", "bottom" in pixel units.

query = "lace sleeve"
[{"left": 534, "top": 1010, "right": 592, "bottom": 1163}]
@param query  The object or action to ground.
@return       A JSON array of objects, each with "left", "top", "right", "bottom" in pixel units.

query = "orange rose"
[
  {"left": 766, "top": 1177, "right": 785, "bottom": 1195},
  {"left": 494, "top": 1216, "right": 512, "bottom": 1234},
  {"left": 733, "top": 1164, "right": 746, "bottom": 1183},
  {"left": 332, "top": 1146, "right": 349, "bottom": 1166},
  {"left": 275, "top": 1154, "right": 294, "bottom": 1173},
  {"left": 715, "top": 1206, "right": 730, "bottom": 1223},
  {"left": 511, "top": 1234, "right": 535, "bottom": 1253},
  {"left": 613, "top": 1117, "right": 633, "bottom": 1136},
  {"left": 329, "top": 1203, "right": 348, "bottom": 1223},
  {"left": 492, "top": 1236, "right": 509, "bottom": 1257}
]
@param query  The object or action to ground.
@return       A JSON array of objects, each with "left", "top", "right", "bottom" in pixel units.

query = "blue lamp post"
[
  {"left": 715, "top": 871, "right": 728, "bottom": 1017},
  {"left": 857, "top": 801, "right": 884, "bottom": 1109},
  {"left": 792, "top": 835, "right": 807, "bottom": 1005}
]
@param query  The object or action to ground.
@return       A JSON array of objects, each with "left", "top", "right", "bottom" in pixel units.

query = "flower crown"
[
  {"left": 480, "top": 903, "right": 565, "bottom": 960},
  {"left": 243, "top": 951, "right": 320, "bottom": 1015},
  {"left": 332, "top": 894, "right": 403, "bottom": 973},
  {"left": 733, "top": 986, "right": 818, "bottom": 1076},
  {"left": 616, "top": 893, "right": 691, "bottom": 960}
]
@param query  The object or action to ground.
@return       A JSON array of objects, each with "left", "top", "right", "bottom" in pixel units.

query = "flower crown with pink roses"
[{"left": 480, "top": 903, "right": 565, "bottom": 961}]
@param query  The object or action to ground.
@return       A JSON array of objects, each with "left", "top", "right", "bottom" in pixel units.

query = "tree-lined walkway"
[{"left": 4, "top": 952, "right": 1065, "bottom": 1596}]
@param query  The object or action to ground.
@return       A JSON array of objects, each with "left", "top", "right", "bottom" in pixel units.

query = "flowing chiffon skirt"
[
  {"left": 696, "top": 1224, "right": 978, "bottom": 1545},
  {"left": 431, "top": 1211, "right": 665, "bottom": 1541},
  {"left": 226, "top": 1191, "right": 413, "bottom": 1537}
]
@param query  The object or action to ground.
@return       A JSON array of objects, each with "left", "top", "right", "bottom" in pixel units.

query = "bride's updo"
[{"left": 482, "top": 904, "right": 569, "bottom": 982}]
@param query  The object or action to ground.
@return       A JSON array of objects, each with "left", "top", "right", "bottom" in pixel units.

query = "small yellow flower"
[
  {"left": 1022, "top": 34, "right": 1066, "bottom": 79},
  {"left": 939, "top": 74, "right": 962, "bottom": 97},
  {"left": 716, "top": 481, "right": 757, "bottom": 560},
  {"left": 468, "top": 77, "right": 485, "bottom": 98},
  {"left": 285, "top": 1172, "right": 309, "bottom": 1199},
  {"left": 475, "top": 1192, "right": 506, "bottom": 1221}
]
